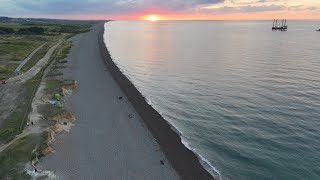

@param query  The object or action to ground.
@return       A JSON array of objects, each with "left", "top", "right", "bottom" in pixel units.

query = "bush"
[
  {"left": 0, "top": 27, "right": 15, "bottom": 34},
  {"left": 17, "top": 27, "right": 44, "bottom": 35}
]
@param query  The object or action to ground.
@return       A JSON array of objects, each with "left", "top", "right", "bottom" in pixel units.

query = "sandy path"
[
  {"left": 14, "top": 42, "right": 47, "bottom": 73},
  {"left": 39, "top": 23, "right": 178, "bottom": 180},
  {"left": 8, "top": 40, "right": 62, "bottom": 83}
]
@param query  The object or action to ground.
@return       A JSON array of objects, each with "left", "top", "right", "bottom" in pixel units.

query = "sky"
[{"left": 0, "top": 0, "right": 319, "bottom": 20}]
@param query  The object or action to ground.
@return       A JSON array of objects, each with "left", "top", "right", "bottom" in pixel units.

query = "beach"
[{"left": 39, "top": 22, "right": 213, "bottom": 179}]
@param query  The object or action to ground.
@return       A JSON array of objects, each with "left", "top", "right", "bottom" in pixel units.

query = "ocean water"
[{"left": 103, "top": 21, "right": 320, "bottom": 180}]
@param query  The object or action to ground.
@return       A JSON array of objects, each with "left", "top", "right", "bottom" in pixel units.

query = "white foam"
[
  {"left": 26, "top": 169, "right": 57, "bottom": 180},
  {"left": 141, "top": 89, "right": 222, "bottom": 179},
  {"left": 138, "top": 88, "right": 223, "bottom": 179},
  {"left": 181, "top": 138, "right": 222, "bottom": 180},
  {"left": 145, "top": 95, "right": 153, "bottom": 106}
]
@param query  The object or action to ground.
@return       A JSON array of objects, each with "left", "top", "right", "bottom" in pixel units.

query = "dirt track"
[
  {"left": 9, "top": 40, "right": 62, "bottom": 83},
  {"left": 14, "top": 42, "right": 47, "bottom": 73}
]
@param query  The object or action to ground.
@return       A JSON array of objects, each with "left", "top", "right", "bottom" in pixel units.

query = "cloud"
[
  {"left": 7, "top": 0, "right": 225, "bottom": 15},
  {"left": 1, "top": 0, "right": 319, "bottom": 18},
  {"left": 201, "top": 4, "right": 285, "bottom": 13},
  {"left": 288, "top": 5, "right": 320, "bottom": 11}
]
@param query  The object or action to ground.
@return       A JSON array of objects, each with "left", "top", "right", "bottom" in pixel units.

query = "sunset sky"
[{"left": 1, "top": 0, "right": 319, "bottom": 20}]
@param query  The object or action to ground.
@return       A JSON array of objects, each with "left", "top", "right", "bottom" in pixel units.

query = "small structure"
[
  {"left": 272, "top": 19, "right": 287, "bottom": 31},
  {"left": 1, "top": 80, "right": 7, "bottom": 84},
  {"left": 53, "top": 93, "right": 61, "bottom": 101}
]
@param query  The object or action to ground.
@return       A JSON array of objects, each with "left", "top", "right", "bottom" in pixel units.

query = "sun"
[{"left": 144, "top": 14, "right": 160, "bottom": 22}]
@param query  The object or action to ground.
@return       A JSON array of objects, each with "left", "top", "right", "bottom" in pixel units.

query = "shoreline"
[
  {"left": 38, "top": 23, "right": 178, "bottom": 179},
  {"left": 98, "top": 22, "right": 214, "bottom": 180}
]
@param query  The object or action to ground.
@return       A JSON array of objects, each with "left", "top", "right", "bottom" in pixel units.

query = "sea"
[{"left": 103, "top": 20, "right": 320, "bottom": 180}]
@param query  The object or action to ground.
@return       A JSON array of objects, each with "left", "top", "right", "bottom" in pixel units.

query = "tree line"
[{"left": 0, "top": 27, "right": 44, "bottom": 35}]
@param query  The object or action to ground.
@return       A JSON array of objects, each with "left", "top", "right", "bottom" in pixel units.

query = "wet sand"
[{"left": 39, "top": 23, "right": 178, "bottom": 179}]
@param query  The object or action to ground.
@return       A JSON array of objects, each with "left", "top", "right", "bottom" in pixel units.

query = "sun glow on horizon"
[{"left": 143, "top": 14, "right": 161, "bottom": 21}]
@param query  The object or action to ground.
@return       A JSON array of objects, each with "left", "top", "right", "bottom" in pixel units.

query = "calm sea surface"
[{"left": 104, "top": 21, "right": 320, "bottom": 180}]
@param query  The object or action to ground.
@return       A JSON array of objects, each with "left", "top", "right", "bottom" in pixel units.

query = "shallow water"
[{"left": 104, "top": 20, "right": 320, "bottom": 180}]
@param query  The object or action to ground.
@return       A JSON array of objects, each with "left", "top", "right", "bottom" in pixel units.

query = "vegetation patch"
[
  {"left": 0, "top": 35, "right": 46, "bottom": 62},
  {"left": 45, "top": 80, "right": 65, "bottom": 93},
  {"left": 0, "top": 27, "right": 15, "bottom": 34},
  {"left": 57, "top": 40, "right": 72, "bottom": 62},
  {"left": 0, "top": 64, "right": 17, "bottom": 79},
  {"left": 0, "top": 73, "right": 41, "bottom": 144},
  {"left": 17, "top": 27, "right": 45, "bottom": 35}
]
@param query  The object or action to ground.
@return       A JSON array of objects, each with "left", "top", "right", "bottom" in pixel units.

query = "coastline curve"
[{"left": 98, "top": 21, "right": 215, "bottom": 180}]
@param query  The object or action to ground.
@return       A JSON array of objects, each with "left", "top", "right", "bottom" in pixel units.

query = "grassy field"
[
  {"left": 0, "top": 22, "right": 45, "bottom": 31},
  {"left": 0, "top": 21, "right": 92, "bottom": 36},
  {"left": 0, "top": 64, "right": 17, "bottom": 79},
  {"left": 0, "top": 35, "right": 46, "bottom": 61},
  {"left": 0, "top": 19, "right": 92, "bottom": 79}
]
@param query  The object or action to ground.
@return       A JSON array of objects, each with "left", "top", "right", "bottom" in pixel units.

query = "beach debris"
[
  {"left": 160, "top": 160, "right": 164, "bottom": 165},
  {"left": 49, "top": 100, "right": 57, "bottom": 105},
  {"left": 128, "top": 114, "right": 133, "bottom": 118},
  {"left": 118, "top": 96, "right": 123, "bottom": 100},
  {"left": 49, "top": 99, "right": 64, "bottom": 108},
  {"left": 49, "top": 93, "right": 64, "bottom": 108},
  {"left": 63, "top": 122, "right": 67, "bottom": 125}
]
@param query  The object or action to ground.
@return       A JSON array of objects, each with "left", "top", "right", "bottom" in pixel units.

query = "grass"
[
  {"left": 0, "top": 133, "right": 44, "bottom": 179},
  {"left": 0, "top": 22, "right": 36, "bottom": 31},
  {"left": 0, "top": 35, "right": 46, "bottom": 62},
  {"left": 46, "top": 80, "right": 64, "bottom": 90},
  {"left": 0, "top": 64, "right": 17, "bottom": 79},
  {"left": 57, "top": 40, "right": 72, "bottom": 62},
  {"left": 0, "top": 22, "right": 92, "bottom": 37},
  {"left": 0, "top": 22, "right": 60, "bottom": 35},
  {"left": 0, "top": 73, "right": 41, "bottom": 145}
]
